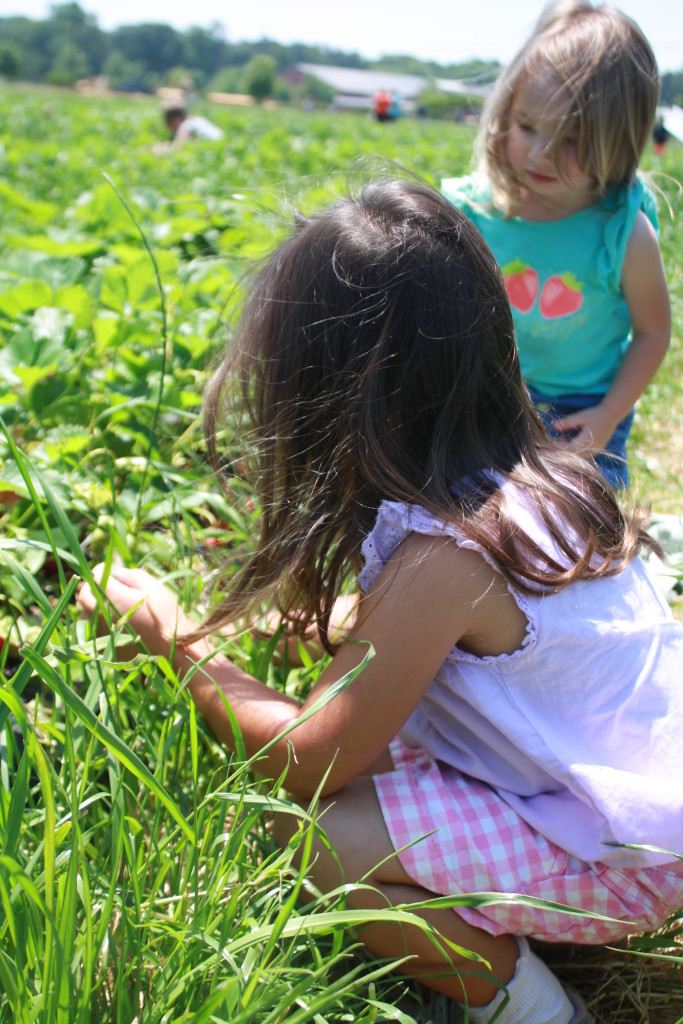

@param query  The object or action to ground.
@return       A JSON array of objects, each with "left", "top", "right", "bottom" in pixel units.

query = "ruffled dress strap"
[
  {"left": 597, "top": 176, "right": 659, "bottom": 291},
  {"left": 358, "top": 498, "right": 539, "bottom": 660},
  {"left": 358, "top": 501, "right": 449, "bottom": 594}
]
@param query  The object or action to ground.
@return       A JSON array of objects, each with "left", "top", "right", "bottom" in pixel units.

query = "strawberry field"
[{"left": 0, "top": 84, "right": 681, "bottom": 1023}]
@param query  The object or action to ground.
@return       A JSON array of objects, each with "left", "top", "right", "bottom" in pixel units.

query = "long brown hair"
[
  {"left": 196, "top": 178, "right": 653, "bottom": 649},
  {"left": 479, "top": 1, "right": 659, "bottom": 214}
]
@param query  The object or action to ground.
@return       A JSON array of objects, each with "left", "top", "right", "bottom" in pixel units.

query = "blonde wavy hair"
[{"left": 478, "top": 1, "right": 659, "bottom": 214}]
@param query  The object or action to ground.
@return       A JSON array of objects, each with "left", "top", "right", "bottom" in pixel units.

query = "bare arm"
[
  {"left": 601, "top": 210, "right": 671, "bottom": 422},
  {"left": 78, "top": 536, "right": 482, "bottom": 797},
  {"left": 554, "top": 211, "right": 671, "bottom": 450}
]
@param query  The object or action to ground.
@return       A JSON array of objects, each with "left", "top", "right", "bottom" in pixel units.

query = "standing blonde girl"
[
  {"left": 79, "top": 179, "right": 683, "bottom": 1024},
  {"left": 442, "top": 1, "right": 671, "bottom": 490}
]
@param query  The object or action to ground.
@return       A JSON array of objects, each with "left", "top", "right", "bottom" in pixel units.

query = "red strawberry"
[
  {"left": 539, "top": 273, "right": 583, "bottom": 319},
  {"left": 502, "top": 261, "right": 538, "bottom": 313}
]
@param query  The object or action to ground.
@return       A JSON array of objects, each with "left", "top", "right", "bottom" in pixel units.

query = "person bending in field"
[
  {"left": 163, "top": 104, "right": 224, "bottom": 144},
  {"left": 79, "top": 178, "right": 683, "bottom": 1024}
]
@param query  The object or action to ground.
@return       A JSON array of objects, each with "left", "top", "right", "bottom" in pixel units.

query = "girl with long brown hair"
[{"left": 79, "top": 178, "right": 683, "bottom": 1023}]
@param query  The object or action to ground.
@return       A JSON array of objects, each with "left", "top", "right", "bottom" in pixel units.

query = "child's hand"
[
  {"left": 78, "top": 565, "right": 193, "bottom": 659},
  {"left": 552, "top": 402, "right": 618, "bottom": 455}
]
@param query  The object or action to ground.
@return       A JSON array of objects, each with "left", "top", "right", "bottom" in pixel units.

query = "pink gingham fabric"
[{"left": 374, "top": 738, "right": 683, "bottom": 943}]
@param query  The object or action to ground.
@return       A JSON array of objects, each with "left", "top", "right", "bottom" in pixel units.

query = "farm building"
[
  {"left": 294, "top": 63, "right": 492, "bottom": 112},
  {"left": 660, "top": 105, "right": 683, "bottom": 142}
]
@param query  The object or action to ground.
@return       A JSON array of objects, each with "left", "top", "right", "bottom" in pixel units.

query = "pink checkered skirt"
[{"left": 373, "top": 739, "right": 683, "bottom": 943}]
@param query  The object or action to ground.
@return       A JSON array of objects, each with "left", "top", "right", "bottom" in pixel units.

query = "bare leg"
[{"left": 273, "top": 776, "right": 518, "bottom": 1008}]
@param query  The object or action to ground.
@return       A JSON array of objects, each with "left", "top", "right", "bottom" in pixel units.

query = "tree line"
[
  {"left": 1, "top": 4, "right": 680, "bottom": 109},
  {"left": 0, "top": 2, "right": 501, "bottom": 100}
]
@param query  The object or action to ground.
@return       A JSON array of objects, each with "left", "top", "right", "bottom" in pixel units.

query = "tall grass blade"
[
  {"left": 102, "top": 173, "right": 169, "bottom": 551},
  {"left": 2, "top": 749, "right": 29, "bottom": 859},
  {"left": 0, "top": 577, "right": 78, "bottom": 730},
  {"left": 18, "top": 647, "right": 197, "bottom": 845},
  {"left": 0, "top": 416, "right": 97, "bottom": 591}
]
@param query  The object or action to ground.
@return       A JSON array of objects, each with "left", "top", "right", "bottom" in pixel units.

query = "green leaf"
[
  {"left": 30, "top": 306, "right": 72, "bottom": 345},
  {"left": 0, "top": 546, "right": 52, "bottom": 615},
  {"left": 2, "top": 751, "right": 29, "bottom": 859},
  {"left": 0, "top": 181, "right": 57, "bottom": 225},
  {"left": 0, "top": 250, "right": 86, "bottom": 289},
  {"left": 0, "top": 279, "right": 53, "bottom": 318},
  {"left": 13, "top": 363, "right": 59, "bottom": 393}
]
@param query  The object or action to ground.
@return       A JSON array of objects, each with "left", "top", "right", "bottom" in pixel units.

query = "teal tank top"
[{"left": 441, "top": 174, "right": 658, "bottom": 397}]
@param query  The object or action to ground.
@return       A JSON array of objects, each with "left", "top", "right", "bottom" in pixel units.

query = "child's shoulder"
[
  {"left": 359, "top": 500, "right": 481, "bottom": 595},
  {"left": 601, "top": 175, "right": 658, "bottom": 231},
  {"left": 597, "top": 176, "right": 660, "bottom": 291},
  {"left": 357, "top": 481, "right": 603, "bottom": 599},
  {"left": 441, "top": 172, "right": 495, "bottom": 214},
  {"left": 358, "top": 482, "right": 536, "bottom": 595}
]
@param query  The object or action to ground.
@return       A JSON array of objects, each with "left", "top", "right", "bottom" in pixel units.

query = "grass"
[
  {"left": 0, "top": 83, "right": 682, "bottom": 1022},
  {"left": 628, "top": 151, "right": 683, "bottom": 514}
]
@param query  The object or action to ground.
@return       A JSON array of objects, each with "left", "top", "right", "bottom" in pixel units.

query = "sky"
[{"left": 1, "top": 0, "right": 681, "bottom": 72}]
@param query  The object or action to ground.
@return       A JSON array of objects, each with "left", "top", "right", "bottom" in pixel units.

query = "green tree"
[
  {"left": 242, "top": 54, "right": 276, "bottom": 102},
  {"left": 46, "top": 3, "right": 107, "bottom": 75},
  {"left": 102, "top": 50, "right": 145, "bottom": 90},
  {"left": 416, "top": 88, "right": 482, "bottom": 121},
  {"left": 110, "top": 23, "right": 183, "bottom": 74},
  {"left": 661, "top": 70, "right": 683, "bottom": 108},
  {"left": 0, "top": 15, "right": 55, "bottom": 80},
  {"left": 47, "top": 40, "right": 89, "bottom": 85},
  {"left": 182, "top": 24, "right": 229, "bottom": 79},
  {"left": 297, "top": 72, "right": 335, "bottom": 106},
  {"left": 207, "top": 66, "right": 243, "bottom": 95},
  {"left": 372, "top": 53, "right": 431, "bottom": 75},
  {"left": 438, "top": 59, "right": 501, "bottom": 85},
  {"left": 0, "top": 42, "right": 23, "bottom": 79},
  {"left": 273, "top": 76, "right": 293, "bottom": 102}
]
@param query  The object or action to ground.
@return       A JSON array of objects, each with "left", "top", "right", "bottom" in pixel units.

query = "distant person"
[
  {"left": 652, "top": 115, "right": 669, "bottom": 154},
  {"left": 388, "top": 94, "right": 402, "bottom": 119},
  {"left": 372, "top": 90, "right": 394, "bottom": 122},
  {"left": 164, "top": 105, "right": 224, "bottom": 144},
  {"left": 442, "top": 1, "right": 670, "bottom": 491}
]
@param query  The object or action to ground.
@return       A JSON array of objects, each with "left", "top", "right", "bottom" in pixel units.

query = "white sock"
[{"left": 466, "top": 938, "right": 575, "bottom": 1024}]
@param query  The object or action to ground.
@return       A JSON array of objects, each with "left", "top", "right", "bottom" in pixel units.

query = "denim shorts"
[{"left": 527, "top": 387, "right": 634, "bottom": 491}]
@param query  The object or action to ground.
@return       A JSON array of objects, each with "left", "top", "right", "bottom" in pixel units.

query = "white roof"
[
  {"left": 662, "top": 105, "right": 683, "bottom": 143},
  {"left": 435, "top": 77, "right": 492, "bottom": 98},
  {"left": 298, "top": 64, "right": 493, "bottom": 101},
  {"left": 298, "top": 63, "right": 425, "bottom": 98}
]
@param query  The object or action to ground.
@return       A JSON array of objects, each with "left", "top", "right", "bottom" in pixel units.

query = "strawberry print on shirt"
[
  {"left": 502, "top": 263, "right": 584, "bottom": 320},
  {"left": 538, "top": 273, "right": 584, "bottom": 319},
  {"left": 502, "top": 261, "right": 539, "bottom": 313}
]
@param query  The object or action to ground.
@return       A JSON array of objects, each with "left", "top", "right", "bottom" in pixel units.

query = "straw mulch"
[
  {"left": 536, "top": 929, "right": 683, "bottom": 1024},
  {"left": 389, "top": 927, "right": 682, "bottom": 1022}
]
